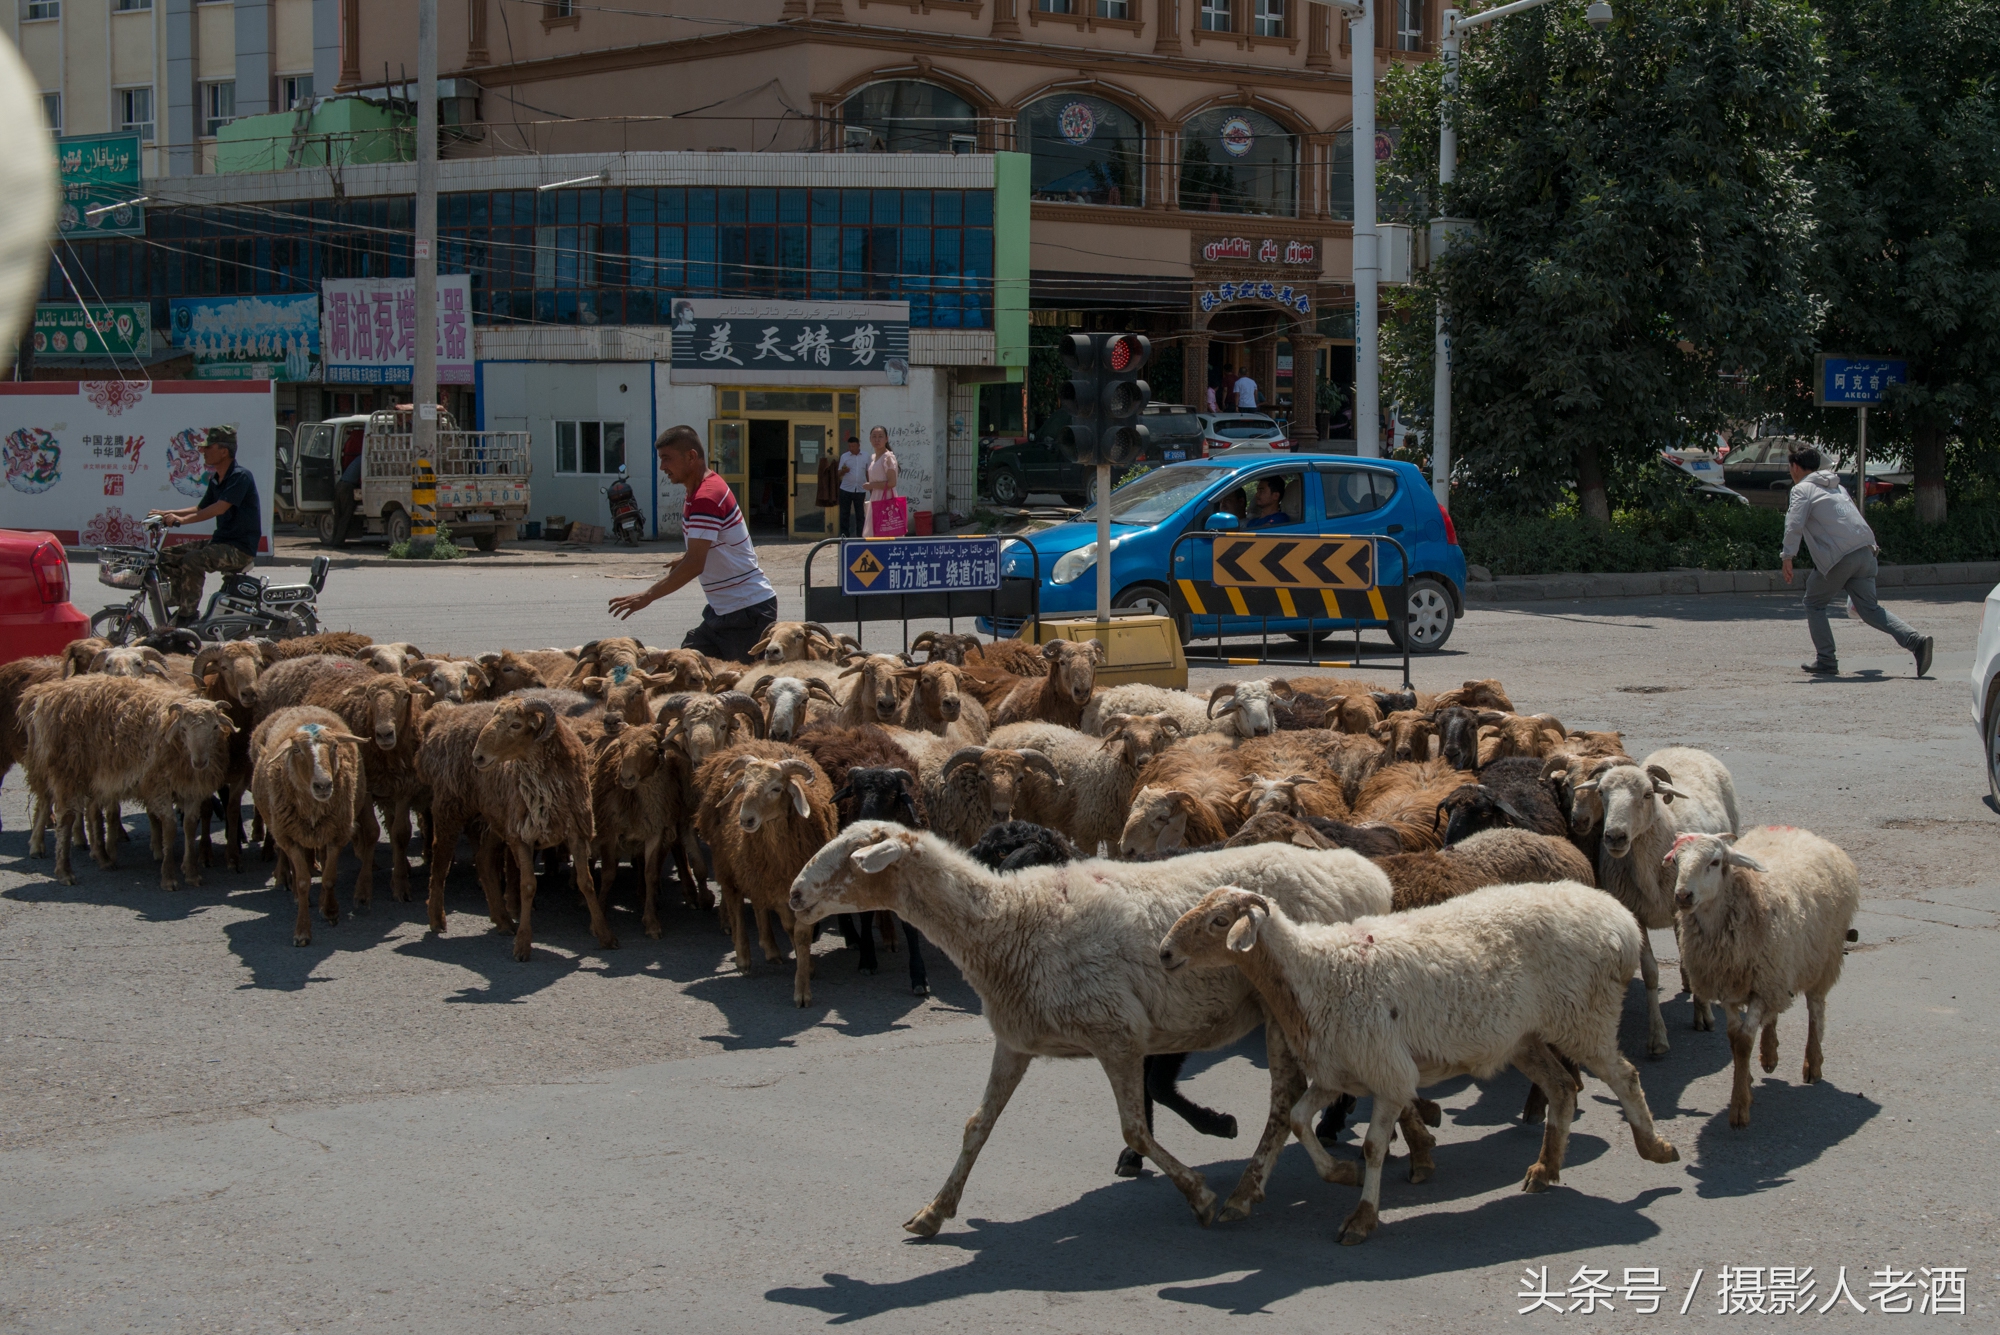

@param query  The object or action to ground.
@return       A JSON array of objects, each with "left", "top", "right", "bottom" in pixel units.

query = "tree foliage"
[
  {"left": 1783, "top": 0, "right": 2000, "bottom": 521},
  {"left": 1384, "top": 0, "right": 1825, "bottom": 519}
]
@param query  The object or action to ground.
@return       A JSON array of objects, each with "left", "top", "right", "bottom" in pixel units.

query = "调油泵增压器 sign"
[
  {"left": 171, "top": 295, "right": 320, "bottom": 382},
  {"left": 841, "top": 537, "right": 1001, "bottom": 595},
  {"left": 33, "top": 303, "right": 151, "bottom": 358},
  {"left": 55, "top": 133, "right": 144, "bottom": 238},
  {"left": 321, "top": 276, "right": 474, "bottom": 384},
  {"left": 671, "top": 299, "right": 911, "bottom": 385},
  {"left": 1815, "top": 355, "right": 1909, "bottom": 407}
]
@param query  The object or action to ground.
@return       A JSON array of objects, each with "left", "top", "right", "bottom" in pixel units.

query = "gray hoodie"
[{"left": 1782, "top": 468, "right": 1877, "bottom": 569}]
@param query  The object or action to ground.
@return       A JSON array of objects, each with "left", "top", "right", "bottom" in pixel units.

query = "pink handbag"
[{"left": 870, "top": 495, "right": 909, "bottom": 537}]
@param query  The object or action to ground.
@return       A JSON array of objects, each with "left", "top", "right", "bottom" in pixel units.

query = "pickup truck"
[{"left": 274, "top": 409, "right": 531, "bottom": 551}]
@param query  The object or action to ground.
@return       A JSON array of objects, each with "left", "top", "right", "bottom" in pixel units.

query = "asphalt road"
[{"left": 3, "top": 564, "right": 1995, "bottom": 1333}]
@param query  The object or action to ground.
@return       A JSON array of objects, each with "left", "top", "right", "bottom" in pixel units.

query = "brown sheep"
[
  {"left": 418, "top": 696, "right": 613, "bottom": 962},
  {"left": 1276, "top": 691, "right": 1383, "bottom": 735},
  {"left": 1562, "top": 728, "right": 1628, "bottom": 760},
  {"left": 354, "top": 642, "right": 427, "bottom": 675},
  {"left": 476, "top": 649, "right": 550, "bottom": 695},
  {"left": 746, "top": 621, "right": 845, "bottom": 664},
  {"left": 1353, "top": 758, "right": 1477, "bottom": 852},
  {"left": 0, "top": 653, "right": 64, "bottom": 847},
  {"left": 1371, "top": 708, "right": 1440, "bottom": 763},
  {"left": 507, "top": 647, "right": 581, "bottom": 687},
  {"left": 1119, "top": 784, "right": 1232, "bottom": 855},
  {"left": 298, "top": 669, "right": 434, "bottom": 901},
  {"left": 969, "top": 639, "right": 1102, "bottom": 729},
  {"left": 908, "top": 630, "right": 985, "bottom": 666},
  {"left": 1431, "top": 678, "right": 1516, "bottom": 712},
  {"left": 655, "top": 690, "right": 766, "bottom": 897},
  {"left": 793, "top": 722, "right": 929, "bottom": 829},
  {"left": 965, "top": 637, "right": 1051, "bottom": 676},
  {"left": 272, "top": 631, "right": 372, "bottom": 660},
  {"left": 894, "top": 661, "right": 990, "bottom": 744},
  {"left": 1475, "top": 711, "right": 1569, "bottom": 766},
  {"left": 694, "top": 742, "right": 840, "bottom": 1006},
  {"left": 834, "top": 654, "right": 910, "bottom": 728},
  {"left": 564, "top": 637, "right": 645, "bottom": 687},
  {"left": 750, "top": 672, "right": 843, "bottom": 742},
  {"left": 637, "top": 647, "right": 724, "bottom": 692},
  {"left": 589, "top": 720, "right": 702, "bottom": 938},
  {"left": 190, "top": 640, "right": 281, "bottom": 871},
  {"left": 249, "top": 707, "right": 375, "bottom": 946},
  {"left": 1235, "top": 773, "right": 1352, "bottom": 826},
  {"left": 1377, "top": 828, "right": 1595, "bottom": 912}
]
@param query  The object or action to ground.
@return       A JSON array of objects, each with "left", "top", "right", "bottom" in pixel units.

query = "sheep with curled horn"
[
  {"left": 750, "top": 672, "right": 844, "bottom": 742},
  {"left": 917, "top": 742, "right": 1063, "bottom": 846},
  {"left": 653, "top": 689, "right": 766, "bottom": 906},
  {"left": 907, "top": 631, "right": 985, "bottom": 667},
  {"left": 1206, "top": 680, "right": 1291, "bottom": 740}
]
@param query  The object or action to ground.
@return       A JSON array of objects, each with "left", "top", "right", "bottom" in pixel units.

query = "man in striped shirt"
[{"left": 608, "top": 425, "right": 778, "bottom": 662}]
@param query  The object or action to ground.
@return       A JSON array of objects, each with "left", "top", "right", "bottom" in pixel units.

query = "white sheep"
[
  {"left": 1579, "top": 746, "right": 1740, "bottom": 1055},
  {"left": 1665, "top": 828, "right": 1860, "bottom": 1129},
  {"left": 1159, "top": 882, "right": 1681, "bottom": 1246},
  {"left": 786, "top": 822, "right": 1394, "bottom": 1235},
  {"left": 1078, "top": 683, "right": 1211, "bottom": 739}
]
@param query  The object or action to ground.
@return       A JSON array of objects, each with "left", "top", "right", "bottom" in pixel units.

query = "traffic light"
[{"left": 1057, "top": 332, "right": 1153, "bottom": 467}]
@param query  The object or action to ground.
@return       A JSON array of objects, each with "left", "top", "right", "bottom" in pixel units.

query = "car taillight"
[
  {"left": 30, "top": 539, "right": 68, "bottom": 605},
  {"left": 1205, "top": 437, "right": 1231, "bottom": 452},
  {"left": 1439, "top": 503, "right": 1459, "bottom": 547}
]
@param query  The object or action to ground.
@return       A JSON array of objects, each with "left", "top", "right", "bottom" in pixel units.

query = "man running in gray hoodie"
[{"left": 1781, "top": 445, "right": 1933, "bottom": 677}]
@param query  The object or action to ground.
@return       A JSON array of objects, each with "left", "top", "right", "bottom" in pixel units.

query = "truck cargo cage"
[{"left": 1167, "top": 530, "right": 1412, "bottom": 687}]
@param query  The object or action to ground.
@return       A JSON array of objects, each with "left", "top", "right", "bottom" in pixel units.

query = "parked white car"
[{"left": 1973, "top": 582, "right": 2000, "bottom": 803}]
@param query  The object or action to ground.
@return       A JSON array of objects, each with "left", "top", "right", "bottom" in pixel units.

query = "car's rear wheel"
[
  {"left": 1387, "top": 576, "right": 1457, "bottom": 653},
  {"left": 989, "top": 469, "right": 1024, "bottom": 507},
  {"left": 1986, "top": 694, "right": 2000, "bottom": 810}
]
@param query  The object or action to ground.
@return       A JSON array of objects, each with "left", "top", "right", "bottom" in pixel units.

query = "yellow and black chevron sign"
[{"left": 1210, "top": 536, "right": 1375, "bottom": 590}]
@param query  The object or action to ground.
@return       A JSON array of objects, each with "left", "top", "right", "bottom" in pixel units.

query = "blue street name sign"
[
  {"left": 1815, "top": 354, "right": 1909, "bottom": 407},
  {"left": 841, "top": 538, "right": 1002, "bottom": 595}
]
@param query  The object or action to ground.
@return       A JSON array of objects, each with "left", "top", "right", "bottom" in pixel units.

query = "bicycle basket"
[{"left": 97, "top": 553, "right": 149, "bottom": 590}]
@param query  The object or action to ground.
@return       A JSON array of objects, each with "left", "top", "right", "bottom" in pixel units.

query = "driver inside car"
[{"left": 149, "top": 426, "right": 263, "bottom": 626}]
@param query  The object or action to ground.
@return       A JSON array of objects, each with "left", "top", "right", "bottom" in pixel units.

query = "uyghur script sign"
[
  {"left": 1193, "top": 235, "right": 1323, "bottom": 272},
  {"left": 669, "top": 299, "right": 911, "bottom": 385},
  {"left": 55, "top": 133, "right": 145, "bottom": 238},
  {"left": 320, "top": 276, "right": 474, "bottom": 385},
  {"left": 1199, "top": 281, "right": 1312, "bottom": 316}
]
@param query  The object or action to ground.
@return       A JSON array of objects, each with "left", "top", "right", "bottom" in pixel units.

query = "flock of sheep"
[{"left": 0, "top": 622, "right": 1863, "bottom": 1246}]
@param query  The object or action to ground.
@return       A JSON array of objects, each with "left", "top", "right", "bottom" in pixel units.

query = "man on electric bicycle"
[{"left": 148, "top": 426, "right": 262, "bottom": 625}]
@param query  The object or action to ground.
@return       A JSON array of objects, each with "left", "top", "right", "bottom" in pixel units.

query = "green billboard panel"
[
  {"left": 55, "top": 133, "right": 145, "bottom": 238},
  {"left": 33, "top": 303, "right": 153, "bottom": 358}
]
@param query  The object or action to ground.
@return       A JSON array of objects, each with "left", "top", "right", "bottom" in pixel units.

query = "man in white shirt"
[
  {"left": 1232, "top": 370, "right": 1259, "bottom": 411},
  {"left": 835, "top": 434, "right": 870, "bottom": 537}
]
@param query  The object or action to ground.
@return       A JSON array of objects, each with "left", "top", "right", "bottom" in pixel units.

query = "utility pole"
[
  {"left": 1352, "top": 0, "right": 1380, "bottom": 458},
  {"left": 1432, "top": 9, "right": 1461, "bottom": 507},
  {"left": 412, "top": 0, "right": 438, "bottom": 519}
]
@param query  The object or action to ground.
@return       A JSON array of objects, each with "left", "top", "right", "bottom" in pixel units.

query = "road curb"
[{"left": 1464, "top": 560, "right": 2000, "bottom": 602}]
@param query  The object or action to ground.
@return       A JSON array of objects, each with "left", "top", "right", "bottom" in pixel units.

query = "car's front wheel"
[
  {"left": 989, "top": 469, "right": 1024, "bottom": 507},
  {"left": 1387, "top": 576, "right": 1457, "bottom": 653},
  {"left": 1115, "top": 582, "right": 1189, "bottom": 645}
]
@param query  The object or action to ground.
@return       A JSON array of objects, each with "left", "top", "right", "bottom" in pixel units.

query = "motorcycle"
[
  {"left": 91, "top": 517, "right": 331, "bottom": 645},
  {"left": 603, "top": 465, "right": 643, "bottom": 546}
]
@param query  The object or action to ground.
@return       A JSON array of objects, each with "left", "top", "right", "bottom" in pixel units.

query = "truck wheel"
[
  {"left": 473, "top": 531, "right": 499, "bottom": 552},
  {"left": 315, "top": 511, "right": 348, "bottom": 547},
  {"left": 384, "top": 508, "right": 411, "bottom": 547},
  {"left": 989, "top": 469, "right": 1024, "bottom": 506}
]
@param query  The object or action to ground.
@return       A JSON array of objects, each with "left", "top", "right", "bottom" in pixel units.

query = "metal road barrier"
[
  {"left": 1168, "top": 530, "right": 1412, "bottom": 687},
  {"left": 805, "top": 535, "right": 1042, "bottom": 654}
]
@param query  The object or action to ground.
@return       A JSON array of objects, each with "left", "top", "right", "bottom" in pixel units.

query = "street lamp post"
[
  {"left": 1429, "top": 0, "right": 1611, "bottom": 508},
  {"left": 1353, "top": 0, "right": 1380, "bottom": 459}
]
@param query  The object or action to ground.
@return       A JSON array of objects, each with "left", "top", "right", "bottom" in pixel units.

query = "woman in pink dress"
[{"left": 864, "top": 425, "right": 900, "bottom": 536}]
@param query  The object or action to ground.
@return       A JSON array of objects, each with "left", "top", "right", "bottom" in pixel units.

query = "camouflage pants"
[{"left": 159, "top": 540, "right": 254, "bottom": 619}]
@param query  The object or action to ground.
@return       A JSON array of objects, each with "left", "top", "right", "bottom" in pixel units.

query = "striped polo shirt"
[{"left": 683, "top": 471, "right": 776, "bottom": 614}]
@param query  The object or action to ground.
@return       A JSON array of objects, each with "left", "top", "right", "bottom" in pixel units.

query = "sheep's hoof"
[
  {"left": 1217, "top": 1180, "right": 1263, "bottom": 1223},
  {"left": 1802, "top": 1060, "right": 1821, "bottom": 1084},
  {"left": 1407, "top": 1159, "right": 1433, "bottom": 1185},
  {"left": 226, "top": 856, "right": 242, "bottom": 874},
  {"left": 56, "top": 871, "right": 77, "bottom": 886},
  {"left": 1114, "top": 1149, "right": 1144, "bottom": 1178},
  {"left": 1522, "top": 1163, "right": 1558, "bottom": 1193},
  {"left": 1646, "top": 1037, "right": 1670, "bottom": 1059},
  {"left": 1336, "top": 1202, "right": 1378, "bottom": 1246},
  {"left": 1728, "top": 1103, "right": 1750, "bottom": 1130},
  {"left": 1692, "top": 1009, "right": 1714, "bottom": 1032},
  {"left": 643, "top": 920, "right": 664, "bottom": 940},
  {"left": 1319, "top": 1158, "right": 1361, "bottom": 1187},
  {"left": 857, "top": 965, "right": 876, "bottom": 976},
  {"left": 293, "top": 932, "right": 311, "bottom": 947},
  {"left": 513, "top": 941, "right": 534, "bottom": 963},
  {"left": 1639, "top": 1135, "right": 1680, "bottom": 1164},
  {"left": 1760, "top": 1036, "right": 1778, "bottom": 1073},
  {"left": 910, "top": 983, "right": 930, "bottom": 998},
  {"left": 902, "top": 1206, "right": 945, "bottom": 1238},
  {"left": 1415, "top": 1098, "right": 1442, "bottom": 1128}
]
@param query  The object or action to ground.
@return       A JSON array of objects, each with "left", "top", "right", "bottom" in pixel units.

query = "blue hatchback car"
[{"left": 985, "top": 454, "right": 1467, "bottom": 651}]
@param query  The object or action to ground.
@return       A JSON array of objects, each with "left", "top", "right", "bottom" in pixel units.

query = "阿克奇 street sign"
[
  {"left": 1814, "top": 354, "right": 1908, "bottom": 408},
  {"left": 841, "top": 537, "right": 1002, "bottom": 596}
]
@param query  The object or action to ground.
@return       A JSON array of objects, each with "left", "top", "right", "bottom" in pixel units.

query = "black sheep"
[
  {"left": 1436, "top": 704, "right": 1482, "bottom": 772},
  {"left": 826, "top": 766, "right": 931, "bottom": 996},
  {"left": 964, "top": 819, "right": 1239, "bottom": 1180},
  {"left": 1436, "top": 757, "right": 1570, "bottom": 846}
]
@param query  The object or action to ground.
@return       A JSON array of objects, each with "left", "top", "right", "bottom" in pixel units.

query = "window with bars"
[
  {"left": 1395, "top": 0, "right": 1425, "bottom": 50},
  {"left": 203, "top": 81, "right": 234, "bottom": 137},
  {"left": 119, "top": 87, "right": 154, "bottom": 142},
  {"left": 554, "top": 421, "right": 626, "bottom": 475},
  {"left": 1254, "top": 0, "right": 1283, "bottom": 35},
  {"left": 1200, "top": 0, "right": 1231, "bottom": 30}
]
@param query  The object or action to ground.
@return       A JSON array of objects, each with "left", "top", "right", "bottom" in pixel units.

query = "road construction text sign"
[
  {"left": 841, "top": 537, "right": 1001, "bottom": 595},
  {"left": 1211, "top": 536, "right": 1375, "bottom": 590}
]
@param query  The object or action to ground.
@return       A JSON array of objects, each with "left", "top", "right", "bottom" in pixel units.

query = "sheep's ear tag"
[
  {"left": 611, "top": 665, "right": 630, "bottom": 686},
  {"left": 852, "top": 839, "right": 905, "bottom": 873}
]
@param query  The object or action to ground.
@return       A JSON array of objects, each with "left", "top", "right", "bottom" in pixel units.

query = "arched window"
[
  {"left": 1328, "top": 126, "right": 1410, "bottom": 222},
  {"left": 1016, "top": 94, "right": 1144, "bottom": 207},
  {"left": 1178, "top": 107, "right": 1296, "bottom": 216},
  {"left": 841, "top": 81, "right": 978, "bottom": 155}
]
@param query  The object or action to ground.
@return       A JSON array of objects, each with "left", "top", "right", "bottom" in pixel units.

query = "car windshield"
[
  {"left": 1145, "top": 413, "right": 1200, "bottom": 439},
  {"left": 1079, "top": 464, "right": 1218, "bottom": 527},
  {"left": 1212, "top": 417, "right": 1277, "bottom": 439}
]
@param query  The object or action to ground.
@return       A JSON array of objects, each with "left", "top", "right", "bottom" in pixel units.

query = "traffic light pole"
[{"left": 1096, "top": 463, "right": 1112, "bottom": 622}]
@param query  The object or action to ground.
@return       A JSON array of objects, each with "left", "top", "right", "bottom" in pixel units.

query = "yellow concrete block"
[{"left": 1027, "top": 614, "right": 1187, "bottom": 689}]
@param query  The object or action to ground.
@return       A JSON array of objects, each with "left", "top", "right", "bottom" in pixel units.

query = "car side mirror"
[{"left": 1205, "top": 512, "right": 1239, "bottom": 532}]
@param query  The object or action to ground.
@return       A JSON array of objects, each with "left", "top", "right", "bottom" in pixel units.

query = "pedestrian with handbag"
[
  {"left": 865, "top": 426, "right": 907, "bottom": 537},
  {"left": 835, "top": 434, "right": 869, "bottom": 537}
]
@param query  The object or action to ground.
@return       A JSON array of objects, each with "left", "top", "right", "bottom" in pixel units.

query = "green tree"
[
  {"left": 1786, "top": 0, "right": 2000, "bottom": 523},
  {"left": 1389, "top": 0, "right": 1825, "bottom": 520}
]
